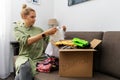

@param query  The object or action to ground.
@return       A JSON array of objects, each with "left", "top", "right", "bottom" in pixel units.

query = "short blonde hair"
[{"left": 21, "top": 4, "right": 35, "bottom": 19}]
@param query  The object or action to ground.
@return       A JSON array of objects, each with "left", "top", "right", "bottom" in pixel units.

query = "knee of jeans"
[{"left": 20, "top": 63, "right": 31, "bottom": 71}]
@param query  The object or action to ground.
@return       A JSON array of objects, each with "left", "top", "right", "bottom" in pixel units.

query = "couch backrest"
[
  {"left": 65, "top": 31, "right": 103, "bottom": 71},
  {"left": 100, "top": 31, "right": 120, "bottom": 78}
]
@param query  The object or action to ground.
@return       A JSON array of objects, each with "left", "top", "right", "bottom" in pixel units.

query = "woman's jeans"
[{"left": 14, "top": 61, "right": 33, "bottom": 80}]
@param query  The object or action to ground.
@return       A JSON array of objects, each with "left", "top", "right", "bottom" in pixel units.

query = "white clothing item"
[
  {"left": 45, "top": 42, "right": 59, "bottom": 57},
  {"left": 50, "top": 27, "right": 64, "bottom": 42},
  {"left": 45, "top": 26, "right": 65, "bottom": 57}
]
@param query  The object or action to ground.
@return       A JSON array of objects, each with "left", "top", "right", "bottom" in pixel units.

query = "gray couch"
[{"left": 12, "top": 31, "right": 120, "bottom": 80}]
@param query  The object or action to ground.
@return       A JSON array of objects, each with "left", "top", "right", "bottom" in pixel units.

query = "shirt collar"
[{"left": 22, "top": 22, "right": 33, "bottom": 31}]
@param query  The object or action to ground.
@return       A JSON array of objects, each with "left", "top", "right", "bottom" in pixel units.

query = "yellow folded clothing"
[{"left": 55, "top": 40, "right": 76, "bottom": 47}]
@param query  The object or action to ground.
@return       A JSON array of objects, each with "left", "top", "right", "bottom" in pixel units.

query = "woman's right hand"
[{"left": 44, "top": 27, "right": 57, "bottom": 36}]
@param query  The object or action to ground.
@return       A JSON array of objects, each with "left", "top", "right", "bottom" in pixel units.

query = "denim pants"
[{"left": 14, "top": 61, "right": 33, "bottom": 80}]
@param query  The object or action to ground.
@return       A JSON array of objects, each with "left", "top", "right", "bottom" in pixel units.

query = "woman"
[{"left": 14, "top": 4, "right": 57, "bottom": 80}]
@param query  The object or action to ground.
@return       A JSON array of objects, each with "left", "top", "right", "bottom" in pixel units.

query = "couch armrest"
[{"left": 10, "top": 41, "right": 19, "bottom": 55}]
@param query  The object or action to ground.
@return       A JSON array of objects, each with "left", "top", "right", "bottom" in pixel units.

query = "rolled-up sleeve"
[{"left": 14, "top": 27, "right": 30, "bottom": 46}]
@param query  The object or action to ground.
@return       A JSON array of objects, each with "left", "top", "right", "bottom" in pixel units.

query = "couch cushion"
[
  {"left": 100, "top": 31, "right": 120, "bottom": 78},
  {"left": 65, "top": 31, "right": 103, "bottom": 71},
  {"left": 35, "top": 71, "right": 118, "bottom": 80}
]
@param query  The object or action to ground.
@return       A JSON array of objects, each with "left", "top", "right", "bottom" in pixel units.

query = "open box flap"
[{"left": 90, "top": 39, "right": 102, "bottom": 49}]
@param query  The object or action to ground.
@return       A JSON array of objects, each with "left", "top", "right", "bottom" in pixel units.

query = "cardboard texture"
[
  {"left": 90, "top": 39, "right": 102, "bottom": 48},
  {"left": 59, "top": 39, "right": 101, "bottom": 77}
]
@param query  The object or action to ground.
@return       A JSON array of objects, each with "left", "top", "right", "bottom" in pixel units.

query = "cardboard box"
[{"left": 59, "top": 39, "right": 101, "bottom": 77}]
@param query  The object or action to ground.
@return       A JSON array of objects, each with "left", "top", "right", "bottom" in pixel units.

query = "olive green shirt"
[{"left": 14, "top": 21, "right": 48, "bottom": 76}]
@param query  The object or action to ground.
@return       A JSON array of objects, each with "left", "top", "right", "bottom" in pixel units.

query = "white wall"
[
  {"left": 11, "top": 0, "right": 120, "bottom": 32},
  {"left": 54, "top": 0, "right": 120, "bottom": 31}
]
